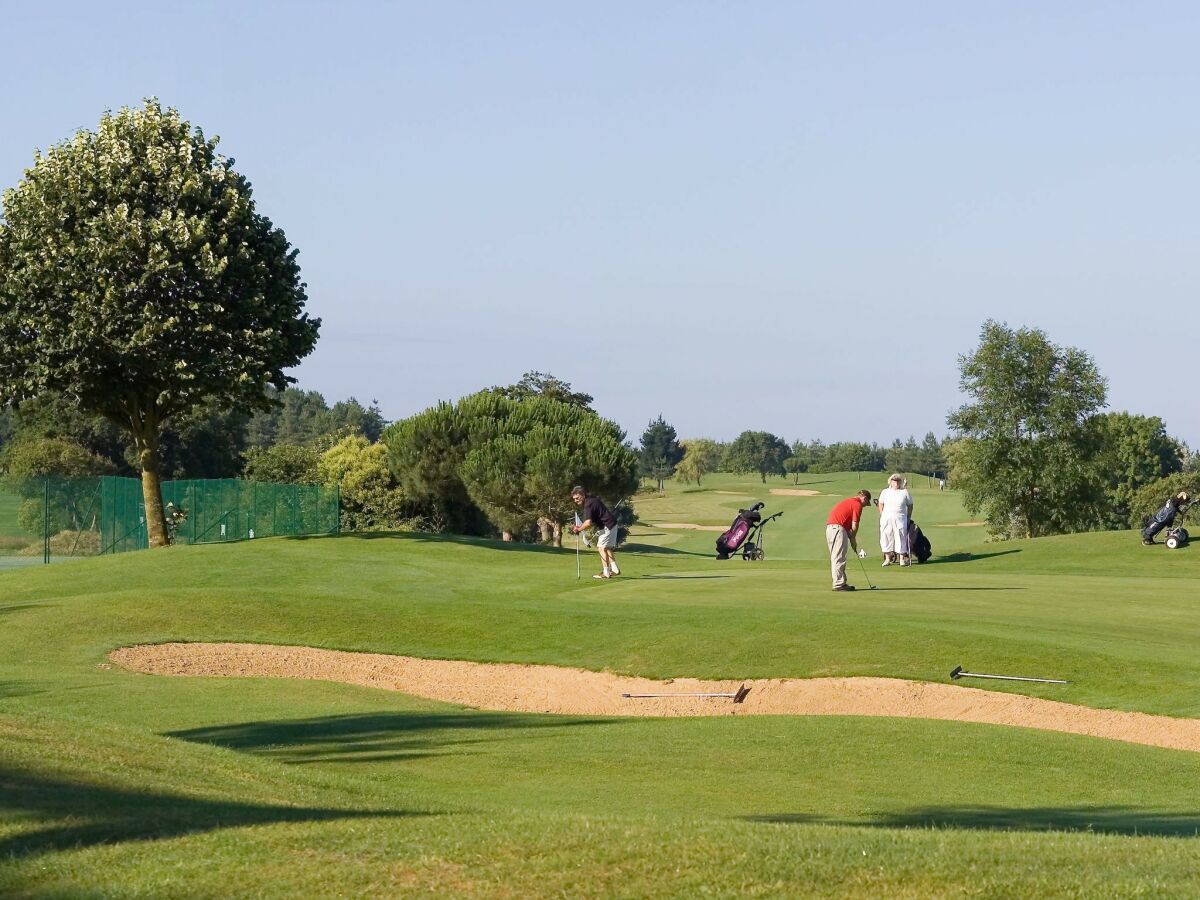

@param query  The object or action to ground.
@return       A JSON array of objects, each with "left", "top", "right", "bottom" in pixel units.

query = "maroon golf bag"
[{"left": 716, "top": 503, "right": 764, "bottom": 560}]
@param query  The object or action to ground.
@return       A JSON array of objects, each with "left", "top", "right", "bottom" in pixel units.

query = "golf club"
[
  {"left": 622, "top": 684, "right": 751, "bottom": 703},
  {"left": 856, "top": 551, "right": 878, "bottom": 590},
  {"left": 950, "top": 665, "right": 1069, "bottom": 684},
  {"left": 574, "top": 510, "right": 582, "bottom": 580}
]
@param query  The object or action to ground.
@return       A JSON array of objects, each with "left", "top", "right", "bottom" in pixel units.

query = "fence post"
[{"left": 43, "top": 477, "right": 50, "bottom": 565}]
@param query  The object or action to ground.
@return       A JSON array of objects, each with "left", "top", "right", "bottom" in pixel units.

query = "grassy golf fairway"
[{"left": 2, "top": 473, "right": 1199, "bottom": 897}]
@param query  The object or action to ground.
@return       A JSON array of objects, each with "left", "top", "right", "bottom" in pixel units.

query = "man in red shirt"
[{"left": 826, "top": 490, "right": 872, "bottom": 591}]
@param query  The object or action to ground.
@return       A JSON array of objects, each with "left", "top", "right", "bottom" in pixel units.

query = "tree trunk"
[
  {"left": 537, "top": 517, "right": 553, "bottom": 544},
  {"left": 501, "top": 530, "right": 513, "bottom": 542},
  {"left": 136, "top": 434, "right": 169, "bottom": 549},
  {"left": 552, "top": 522, "right": 563, "bottom": 548}
]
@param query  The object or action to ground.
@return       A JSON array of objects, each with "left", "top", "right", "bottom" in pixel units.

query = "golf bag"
[
  {"left": 716, "top": 502, "right": 782, "bottom": 560},
  {"left": 716, "top": 504, "right": 761, "bottom": 559},
  {"left": 907, "top": 519, "right": 932, "bottom": 563},
  {"left": 1142, "top": 492, "right": 1193, "bottom": 548}
]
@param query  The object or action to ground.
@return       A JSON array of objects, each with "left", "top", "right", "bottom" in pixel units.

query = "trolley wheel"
[
  {"left": 1166, "top": 535, "right": 1180, "bottom": 549},
  {"left": 1166, "top": 528, "right": 1188, "bottom": 549},
  {"left": 755, "top": 549, "right": 766, "bottom": 561}
]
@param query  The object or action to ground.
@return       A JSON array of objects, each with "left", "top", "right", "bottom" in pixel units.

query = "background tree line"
[
  {"left": 660, "top": 431, "right": 948, "bottom": 486},
  {"left": 947, "top": 320, "right": 1193, "bottom": 539}
]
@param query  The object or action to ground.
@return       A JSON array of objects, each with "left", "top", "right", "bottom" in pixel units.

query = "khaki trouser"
[{"left": 826, "top": 523, "right": 849, "bottom": 588}]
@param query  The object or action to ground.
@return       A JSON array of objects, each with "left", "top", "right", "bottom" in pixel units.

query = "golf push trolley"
[
  {"left": 1142, "top": 491, "right": 1193, "bottom": 550},
  {"left": 716, "top": 502, "right": 782, "bottom": 561}
]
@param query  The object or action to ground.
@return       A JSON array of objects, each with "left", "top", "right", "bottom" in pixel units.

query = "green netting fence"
[{"left": 0, "top": 476, "right": 339, "bottom": 568}]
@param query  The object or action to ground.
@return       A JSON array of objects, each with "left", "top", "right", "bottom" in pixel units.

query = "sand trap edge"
[{"left": 108, "top": 642, "right": 1200, "bottom": 754}]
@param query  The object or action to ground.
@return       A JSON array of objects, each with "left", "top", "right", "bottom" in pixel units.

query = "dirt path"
[{"left": 110, "top": 643, "right": 1200, "bottom": 753}]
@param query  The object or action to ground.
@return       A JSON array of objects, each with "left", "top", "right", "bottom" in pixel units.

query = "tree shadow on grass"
[
  {"left": 0, "top": 680, "right": 47, "bottom": 699},
  {"left": 870, "top": 586, "right": 1025, "bottom": 592},
  {"left": 620, "top": 543, "right": 711, "bottom": 557},
  {"left": 285, "top": 530, "right": 717, "bottom": 559},
  {"left": 743, "top": 805, "right": 1200, "bottom": 837},
  {"left": 925, "top": 550, "right": 1022, "bottom": 564},
  {"left": 169, "top": 711, "right": 616, "bottom": 766},
  {"left": 0, "top": 602, "right": 55, "bottom": 616},
  {"left": 640, "top": 575, "right": 733, "bottom": 580},
  {"left": 0, "top": 765, "right": 418, "bottom": 860},
  {"left": 286, "top": 531, "right": 570, "bottom": 556}
]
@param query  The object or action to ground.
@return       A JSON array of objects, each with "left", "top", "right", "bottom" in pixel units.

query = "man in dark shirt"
[
  {"left": 825, "top": 490, "right": 871, "bottom": 591},
  {"left": 570, "top": 485, "right": 621, "bottom": 579}
]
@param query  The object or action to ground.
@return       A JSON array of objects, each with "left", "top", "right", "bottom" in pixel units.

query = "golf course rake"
[
  {"left": 950, "top": 665, "right": 1069, "bottom": 685},
  {"left": 622, "top": 684, "right": 751, "bottom": 703}
]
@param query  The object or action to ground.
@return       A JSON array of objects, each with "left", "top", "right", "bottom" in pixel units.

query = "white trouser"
[{"left": 880, "top": 514, "right": 909, "bottom": 554}]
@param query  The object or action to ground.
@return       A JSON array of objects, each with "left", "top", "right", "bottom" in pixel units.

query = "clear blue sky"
[{"left": 4, "top": 2, "right": 1199, "bottom": 446}]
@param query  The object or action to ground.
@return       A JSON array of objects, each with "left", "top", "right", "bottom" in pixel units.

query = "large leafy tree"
[
  {"left": 327, "top": 398, "right": 386, "bottom": 443},
  {"left": 884, "top": 437, "right": 922, "bottom": 475},
  {"left": 383, "top": 400, "right": 488, "bottom": 535},
  {"left": 384, "top": 391, "right": 637, "bottom": 542},
  {"left": 156, "top": 400, "right": 250, "bottom": 479},
  {"left": 318, "top": 434, "right": 416, "bottom": 532},
  {"left": 676, "top": 438, "right": 722, "bottom": 486},
  {"left": 823, "top": 441, "right": 884, "bottom": 472},
  {"left": 6, "top": 392, "right": 133, "bottom": 475},
  {"left": 798, "top": 439, "right": 826, "bottom": 473},
  {"left": 491, "top": 371, "right": 594, "bottom": 410},
  {"left": 0, "top": 406, "right": 13, "bottom": 454},
  {"left": 242, "top": 444, "right": 321, "bottom": 485},
  {"left": 1, "top": 437, "right": 115, "bottom": 537},
  {"left": 782, "top": 454, "right": 807, "bottom": 485},
  {"left": 0, "top": 100, "right": 319, "bottom": 546},
  {"left": 724, "top": 431, "right": 789, "bottom": 483},
  {"left": 6, "top": 390, "right": 249, "bottom": 479},
  {"left": 919, "top": 431, "right": 945, "bottom": 477},
  {"left": 638, "top": 415, "right": 684, "bottom": 491},
  {"left": 246, "top": 387, "right": 386, "bottom": 448},
  {"left": 946, "top": 320, "right": 1107, "bottom": 539},
  {"left": 1089, "top": 412, "right": 1184, "bottom": 528},
  {"left": 460, "top": 393, "right": 638, "bottom": 541}
]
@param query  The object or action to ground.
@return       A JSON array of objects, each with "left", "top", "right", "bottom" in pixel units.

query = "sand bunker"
[
  {"left": 111, "top": 643, "right": 1200, "bottom": 754},
  {"left": 769, "top": 488, "right": 822, "bottom": 497},
  {"left": 654, "top": 523, "right": 727, "bottom": 532}
]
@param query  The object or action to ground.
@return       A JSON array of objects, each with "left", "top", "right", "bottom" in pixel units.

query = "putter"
[
  {"left": 574, "top": 511, "right": 582, "bottom": 580},
  {"left": 856, "top": 552, "right": 878, "bottom": 590},
  {"left": 622, "top": 684, "right": 751, "bottom": 703},
  {"left": 950, "top": 665, "right": 1069, "bottom": 684}
]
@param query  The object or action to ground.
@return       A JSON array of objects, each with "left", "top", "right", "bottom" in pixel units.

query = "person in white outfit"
[{"left": 878, "top": 474, "right": 914, "bottom": 566}]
